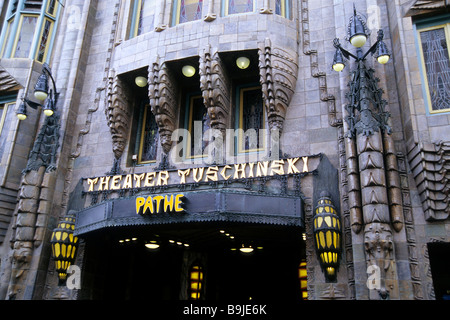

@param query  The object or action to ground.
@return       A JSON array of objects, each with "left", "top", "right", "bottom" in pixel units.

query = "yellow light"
[
  {"left": 332, "top": 63, "right": 345, "bottom": 72},
  {"left": 182, "top": 65, "right": 196, "bottom": 77},
  {"left": 34, "top": 90, "right": 48, "bottom": 101},
  {"left": 350, "top": 34, "right": 367, "bottom": 48},
  {"left": 239, "top": 246, "right": 254, "bottom": 253},
  {"left": 17, "top": 113, "right": 27, "bottom": 120},
  {"left": 145, "top": 241, "right": 160, "bottom": 249},
  {"left": 377, "top": 54, "right": 390, "bottom": 65},
  {"left": 236, "top": 56, "right": 250, "bottom": 69},
  {"left": 135, "top": 76, "right": 147, "bottom": 87}
]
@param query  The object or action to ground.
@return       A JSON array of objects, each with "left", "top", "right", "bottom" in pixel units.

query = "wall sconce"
[
  {"left": 236, "top": 56, "right": 250, "bottom": 69},
  {"left": 313, "top": 191, "right": 342, "bottom": 282},
  {"left": 50, "top": 212, "right": 79, "bottom": 286},
  {"left": 182, "top": 65, "right": 196, "bottom": 77},
  {"left": 135, "top": 76, "right": 148, "bottom": 87}
]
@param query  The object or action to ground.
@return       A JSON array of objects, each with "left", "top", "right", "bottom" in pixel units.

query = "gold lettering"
[
  {"left": 302, "top": 157, "right": 309, "bottom": 172},
  {"left": 234, "top": 163, "right": 247, "bottom": 179},
  {"left": 136, "top": 197, "right": 145, "bottom": 214},
  {"left": 164, "top": 195, "right": 174, "bottom": 212},
  {"left": 220, "top": 165, "right": 232, "bottom": 180},
  {"left": 87, "top": 178, "right": 98, "bottom": 192},
  {"left": 157, "top": 171, "right": 169, "bottom": 186},
  {"left": 122, "top": 174, "right": 133, "bottom": 189},
  {"left": 256, "top": 161, "right": 269, "bottom": 177},
  {"left": 174, "top": 194, "right": 185, "bottom": 212},
  {"left": 144, "top": 172, "right": 156, "bottom": 187},
  {"left": 143, "top": 196, "right": 154, "bottom": 214},
  {"left": 134, "top": 173, "right": 145, "bottom": 188},
  {"left": 205, "top": 166, "right": 218, "bottom": 182},
  {"left": 110, "top": 175, "right": 122, "bottom": 190},
  {"left": 98, "top": 176, "right": 110, "bottom": 191},
  {"left": 287, "top": 158, "right": 300, "bottom": 174},
  {"left": 193, "top": 168, "right": 204, "bottom": 183},
  {"left": 153, "top": 195, "right": 164, "bottom": 213},
  {"left": 178, "top": 169, "right": 190, "bottom": 184},
  {"left": 271, "top": 160, "right": 285, "bottom": 175},
  {"left": 247, "top": 163, "right": 255, "bottom": 178}
]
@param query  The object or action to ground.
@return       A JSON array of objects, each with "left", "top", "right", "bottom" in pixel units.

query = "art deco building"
[{"left": 0, "top": 0, "right": 449, "bottom": 301}]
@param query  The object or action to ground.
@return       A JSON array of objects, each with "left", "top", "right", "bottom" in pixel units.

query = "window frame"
[
  {"left": 0, "top": 0, "right": 61, "bottom": 63},
  {"left": 0, "top": 102, "right": 14, "bottom": 138},
  {"left": 183, "top": 92, "right": 209, "bottom": 160},
  {"left": 222, "top": 0, "right": 255, "bottom": 17},
  {"left": 275, "top": 0, "right": 292, "bottom": 19},
  {"left": 234, "top": 84, "right": 267, "bottom": 155},
  {"left": 128, "top": 0, "right": 143, "bottom": 39},
  {"left": 171, "top": 0, "right": 204, "bottom": 27},
  {"left": 136, "top": 101, "right": 159, "bottom": 165},
  {"left": 415, "top": 17, "right": 450, "bottom": 114}
]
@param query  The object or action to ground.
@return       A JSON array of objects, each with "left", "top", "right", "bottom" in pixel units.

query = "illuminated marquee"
[
  {"left": 136, "top": 194, "right": 186, "bottom": 215},
  {"left": 84, "top": 156, "right": 317, "bottom": 193}
]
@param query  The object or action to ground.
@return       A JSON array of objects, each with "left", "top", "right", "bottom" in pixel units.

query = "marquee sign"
[
  {"left": 135, "top": 194, "right": 186, "bottom": 215},
  {"left": 83, "top": 155, "right": 320, "bottom": 193}
]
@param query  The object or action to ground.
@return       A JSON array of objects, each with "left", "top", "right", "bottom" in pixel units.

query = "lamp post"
[
  {"left": 332, "top": 5, "right": 390, "bottom": 74},
  {"left": 16, "top": 62, "right": 59, "bottom": 120},
  {"left": 332, "top": 6, "right": 402, "bottom": 300}
]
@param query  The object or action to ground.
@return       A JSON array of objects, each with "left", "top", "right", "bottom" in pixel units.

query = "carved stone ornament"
[
  {"left": 105, "top": 70, "right": 131, "bottom": 160},
  {"left": 407, "top": 140, "right": 450, "bottom": 221},
  {"left": 199, "top": 45, "right": 231, "bottom": 134},
  {"left": 148, "top": 57, "right": 179, "bottom": 154},
  {"left": 258, "top": 38, "right": 298, "bottom": 133},
  {"left": 0, "top": 65, "right": 22, "bottom": 92}
]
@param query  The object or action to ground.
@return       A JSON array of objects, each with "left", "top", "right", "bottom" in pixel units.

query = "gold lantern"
[
  {"left": 298, "top": 260, "right": 308, "bottom": 300},
  {"left": 51, "top": 212, "right": 79, "bottom": 285},
  {"left": 313, "top": 191, "right": 342, "bottom": 281},
  {"left": 189, "top": 265, "right": 204, "bottom": 300}
]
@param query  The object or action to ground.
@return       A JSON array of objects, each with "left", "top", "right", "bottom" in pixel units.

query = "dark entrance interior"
[
  {"left": 79, "top": 222, "right": 305, "bottom": 300},
  {"left": 428, "top": 242, "right": 450, "bottom": 300}
]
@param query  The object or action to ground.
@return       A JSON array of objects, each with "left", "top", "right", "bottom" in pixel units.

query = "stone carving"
[
  {"left": 203, "top": 0, "right": 216, "bottom": 21},
  {"left": 199, "top": 45, "right": 231, "bottom": 135},
  {"left": 0, "top": 65, "right": 22, "bottom": 92},
  {"left": 407, "top": 140, "right": 450, "bottom": 221},
  {"left": 105, "top": 70, "right": 131, "bottom": 160},
  {"left": 148, "top": 57, "right": 179, "bottom": 154},
  {"left": 258, "top": 38, "right": 298, "bottom": 133}
]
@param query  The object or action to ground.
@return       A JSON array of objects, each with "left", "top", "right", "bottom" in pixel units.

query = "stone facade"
[{"left": 0, "top": 0, "right": 448, "bottom": 301}]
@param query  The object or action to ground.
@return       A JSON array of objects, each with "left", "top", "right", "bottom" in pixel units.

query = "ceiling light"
[
  {"left": 182, "top": 65, "right": 196, "bottom": 77},
  {"left": 236, "top": 56, "right": 250, "bottom": 69},
  {"left": 135, "top": 76, "right": 148, "bottom": 87},
  {"left": 145, "top": 241, "right": 160, "bottom": 249}
]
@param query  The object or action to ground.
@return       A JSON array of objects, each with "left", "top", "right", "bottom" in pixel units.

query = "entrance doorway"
[{"left": 79, "top": 223, "right": 306, "bottom": 300}]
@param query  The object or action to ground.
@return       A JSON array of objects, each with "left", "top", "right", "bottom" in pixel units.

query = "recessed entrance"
[{"left": 79, "top": 222, "right": 306, "bottom": 300}]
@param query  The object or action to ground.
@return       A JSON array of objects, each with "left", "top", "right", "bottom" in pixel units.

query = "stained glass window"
[
  {"left": 139, "top": 104, "right": 159, "bottom": 163},
  {"left": 187, "top": 95, "right": 210, "bottom": 158},
  {"left": 227, "top": 0, "right": 254, "bottom": 15},
  {"left": 275, "top": 0, "right": 291, "bottom": 19},
  {"left": 237, "top": 86, "right": 265, "bottom": 153},
  {"left": 36, "top": 19, "right": 53, "bottom": 62},
  {"left": 13, "top": 16, "right": 38, "bottom": 58},
  {"left": 174, "top": 0, "right": 203, "bottom": 25},
  {"left": 189, "top": 265, "right": 204, "bottom": 300},
  {"left": 419, "top": 24, "right": 450, "bottom": 112}
]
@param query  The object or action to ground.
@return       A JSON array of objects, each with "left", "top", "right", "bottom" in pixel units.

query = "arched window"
[
  {"left": 172, "top": 0, "right": 204, "bottom": 26},
  {"left": 0, "top": 0, "right": 61, "bottom": 63},
  {"left": 189, "top": 264, "right": 204, "bottom": 300}
]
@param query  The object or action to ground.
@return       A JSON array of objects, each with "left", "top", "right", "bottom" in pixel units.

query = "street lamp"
[
  {"left": 17, "top": 63, "right": 59, "bottom": 120},
  {"left": 332, "top": 5, "right": 390, "bottom": 72}
]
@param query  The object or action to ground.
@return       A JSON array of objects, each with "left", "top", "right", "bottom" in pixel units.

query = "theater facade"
[{"left": 0, "top": 0, "right": 449, "bottom": 301}]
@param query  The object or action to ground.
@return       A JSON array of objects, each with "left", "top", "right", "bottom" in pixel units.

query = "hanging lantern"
[
  {"left": 313, "top": 191, "right": 342, "bottom": 282},
  {"left": 51, "top": 212, "right": 79, "bottom": 286}
]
